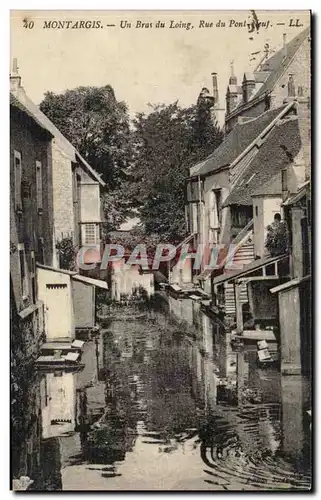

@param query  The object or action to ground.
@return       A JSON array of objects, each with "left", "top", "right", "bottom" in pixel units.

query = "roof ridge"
[
  {"left": 227, "top": 26, "right": 310, "bottom": 119},
  {"left": 263, "top": 26, "right": 310, "bottom": 69}
]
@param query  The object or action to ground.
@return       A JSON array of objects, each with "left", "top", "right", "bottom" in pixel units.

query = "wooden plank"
[
  {"left": 232, "top": 330, "right": 276, "bottom": 341},
  {"left": 41, "top": 342, "right": 72, "bottom": 351}
]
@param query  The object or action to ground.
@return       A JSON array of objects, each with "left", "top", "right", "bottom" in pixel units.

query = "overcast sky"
[{"left": 10, "top": 10, "right": 310, "bottom": 116}]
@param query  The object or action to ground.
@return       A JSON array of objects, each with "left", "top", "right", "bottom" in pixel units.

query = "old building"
[
  {"left": 10, "top": 64, "right": 108, "bottom": 348},
  {"left": 10, "top": 90, "right": 53, "bottom": 363},
  {"left": 107, "top": 230, "right": 155, "bottom": 301},
  {"left": 10, "top": 62, "right": 106, "bottom": 269},
  {"left": 270, "top": 95, "right": 311, "bottom": 377},
  {"left": 10, "top": 79, "right": 55, "bottom": 482},
  {"left": 225, "top": 27, "right": 310, "bottom": 132},
  {"left": 184, "top": 104, "right": 294, "bottom": 299}
]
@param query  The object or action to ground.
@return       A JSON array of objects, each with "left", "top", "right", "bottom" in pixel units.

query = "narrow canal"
[{"left": 13, "top": 296, "right": 311, "bottom": 491}]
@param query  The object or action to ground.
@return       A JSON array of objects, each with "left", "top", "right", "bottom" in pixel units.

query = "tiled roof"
[
  {"left": 251, "top": 173, "right": 282, "bottom": 197},
  {"left": 228, "top": 27, "right": 310, "bottom": 118},
  {"left": 10, "top": 93, "right": 53, "bottom": 136},
  {"left": 253, "top": 26, "right": 310, "bottom": 101},
  {"left": 227, "top": 85, "right": 242, "bottom": 94},
  {"left": 222, "top": 116, "right": 301, "bottom": 207},
  {"left": 192, "top": 107, "right": 285, "bottom": 177},
  {"left": 10, "top": 87, "right": 105, "bottom": 186}
]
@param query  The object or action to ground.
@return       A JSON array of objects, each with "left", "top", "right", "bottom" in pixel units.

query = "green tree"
[
  {"left": 265, "top": 220, "right": 289, "bottom": 256},
  {"left": 130, "top": 100, "right": 223, "bottom": 243},
  {"left": 40, "top": 86, "right": 134, "bottom": 227}
]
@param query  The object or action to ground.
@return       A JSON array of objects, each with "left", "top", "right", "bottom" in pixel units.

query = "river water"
[{"left": 12, "top": 296, "right": 311, "bottom": 491}]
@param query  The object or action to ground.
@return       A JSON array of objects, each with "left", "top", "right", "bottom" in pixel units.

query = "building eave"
[
  {"left": 270, "top": 274, "right": 310, "bottom": 294},
  {"left": 76, "top": 152, "right": 106, "bottom": 187}
]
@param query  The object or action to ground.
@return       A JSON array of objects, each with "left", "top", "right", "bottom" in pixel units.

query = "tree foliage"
[
  {"left": 40, "top": 86, "right": 132, "bottom": 188},
  {"left": 129, "top": 100, "right": 223, "bottom": 243},
  {"left": 40, "top": 86, "right": 134, "bottom": 229},
  {"left": 265, "top": 220, "right": 289, "bottom": 256},
  {"left": 40, "top": 87, "right": 223, "bottom": 242}
]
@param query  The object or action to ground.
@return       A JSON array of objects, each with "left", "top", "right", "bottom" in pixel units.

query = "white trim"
[{"left": 72, "top": 274, "right": 108, "bottom": 290}]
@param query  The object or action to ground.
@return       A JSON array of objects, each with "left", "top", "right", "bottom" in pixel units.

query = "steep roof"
[
  {"left": 227, "top": 27, "right": 310, "bottom": 118},
  {"left": 252, "top": 173, "right": 282, "bottom": 197},
  {"left": 10, "top": 93, "right": 53, "bottom": 137},
  {"left": 222, "top": 116, "right": 301, "bottom": 207},
  {"left": 192, "top": 106, "right": 285, "bottom": 177},
  {"left": 227, "top": 84, "right": 242, "bottom": 94},
  {"left": 254, "top": 26, "right": 310, "bottom": 101},
  {"left": 11, "top": 86, "right": 105, "bottom": 187}
]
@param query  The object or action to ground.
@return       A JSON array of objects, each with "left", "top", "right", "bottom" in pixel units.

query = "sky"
[{"left": 10, "top": 10, "right": 310, "bottom": 116}]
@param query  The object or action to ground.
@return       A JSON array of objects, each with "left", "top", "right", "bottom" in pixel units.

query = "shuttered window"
[
  {"left": 14, "top": 150, "right": 22, "bottom": 211},
  {"left": 18, "top": 243, "right": 29, "bottom": 299}
]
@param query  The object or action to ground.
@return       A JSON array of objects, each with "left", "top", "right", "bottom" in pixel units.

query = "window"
[
  {"left": 37, "top": 237, "right": 44, "bottom": 264},
  {"left": 214, "top": 190, "right": 222, "bottom": 224},
  {"left": 281, "top": 169, "right": 288, "bottom": 192},
  {"left": 36, "top": 161, "right": 43, "bottom": 212},
  {"left": 84, "top": 223, "right": 99, "bottom": 245},
  {"left": 14, "top": 150, "right": 22, "bottom": 211},
  {"left": 216, "top": 284, "right": 225, "bottom": 307},
  {"left": 209, "top": 190, "right": 222, "bottom": 229},
  {"left": 30, "top": 251, "right": 36, "bottom": 304},
  {"left": 231, "top": 207, "right": 252, "bottom": 228},
  {"left": 255, "top": 206, "right": 259, "bottom": 217},
  {"left": 18, "top": 243, "right": 29, "bottom": 300},
  {"left": 192, "top": 204, "right": 199, "bottom": 234}
]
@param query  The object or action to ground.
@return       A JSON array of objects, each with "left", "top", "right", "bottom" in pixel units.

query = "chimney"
[
  {"left": 283, "top": 33, "right": 287, "bottom": 58},
  {"left": 10, "top": 58, "right": 21, "bottom": 92},
  {"left": 229, "top": 61, "right": 237, "bottom": 85},
  {"left": 242, "top": 73, "right": 256, "bottom": 103},
  {"left": 211, "top": 72, "right": 219, "bottom": 106},
  {"left": 211, "top": 73, "right": 225, "bottom": 130}
]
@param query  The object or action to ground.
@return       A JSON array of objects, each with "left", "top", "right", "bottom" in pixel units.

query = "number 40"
[{"left": 23, "top": 19, "right": 34, "bottom": 29}]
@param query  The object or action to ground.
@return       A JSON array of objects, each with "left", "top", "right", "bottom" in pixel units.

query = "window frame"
[
  {"left": 30, "top": 250, "right": 36, "bottom": 304},
  {"left": 84, "top": 223, "right": 99, "bottom": 245},
  {"left": 281, "top": 169, "right": 288, "bottom": 193},
  {"left": 14, "top": 150, "right": 22, "bottom": 212},
  {"left": 35, "top": 160, "right": 43, "bottom": 213},
  {"left": 18, "top": 243, "right": 29, "bottom": 301}
]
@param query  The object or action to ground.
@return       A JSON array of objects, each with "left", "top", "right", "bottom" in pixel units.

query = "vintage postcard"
[{"left": 10, "top": 10, "right": 311, "bottom": 491}]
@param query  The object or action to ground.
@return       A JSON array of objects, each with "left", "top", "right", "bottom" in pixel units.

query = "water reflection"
[{"left": 13, "top": 297, "right": 311, "bottom": 490}]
